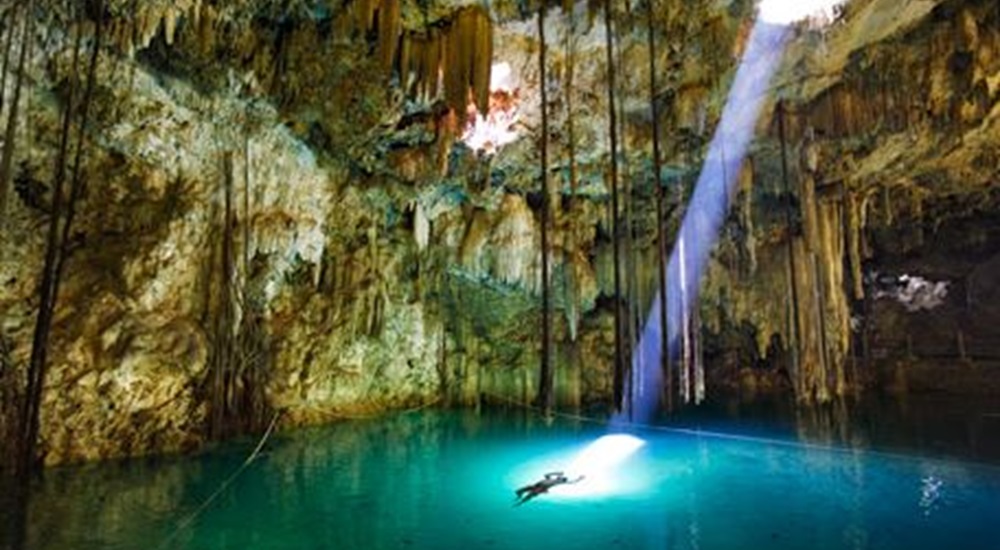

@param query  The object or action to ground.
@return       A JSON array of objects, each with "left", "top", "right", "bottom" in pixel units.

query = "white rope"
[
  {"left": 479, "top": 391, "right": 1000, "bottom": 470},
  {"left": 156, "top": 411, "right": 281, "bottom": 550}
]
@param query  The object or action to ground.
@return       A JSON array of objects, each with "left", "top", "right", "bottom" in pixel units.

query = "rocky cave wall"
[
  {"left": 699, "top": 0, "right": 1000, "bottom": 400},
  {"left": 0, "top": 0, "right": 997, "bottom": 465}
]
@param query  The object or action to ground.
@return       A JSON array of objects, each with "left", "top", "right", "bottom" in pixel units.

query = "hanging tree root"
[{"left": 0, "top": 331, "right": 21, "bottom": 474}]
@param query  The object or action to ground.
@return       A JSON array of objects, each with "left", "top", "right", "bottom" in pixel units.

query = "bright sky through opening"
[
  {"left": 461, "top": 62, "right": 520, "bottom": 153},
  {"left": 758, "top": 0, "right": 846, "bottom": 25}
]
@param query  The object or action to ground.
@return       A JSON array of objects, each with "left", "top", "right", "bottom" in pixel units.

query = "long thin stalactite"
[{"left": 777, "top": 100, "right": 804, "bottom": 401}]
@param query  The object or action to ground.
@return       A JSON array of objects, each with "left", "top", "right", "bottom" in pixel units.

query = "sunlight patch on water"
[
  {"left": 507, "top": 434, "right": 648, "bottom": 500},
  {"left": 559, "top": 434, "right": 647, "bottom": 497}
]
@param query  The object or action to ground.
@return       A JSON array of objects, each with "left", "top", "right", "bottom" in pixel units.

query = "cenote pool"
[{"left": 10, "top": 408, "right": 1000, "bottom": 550}]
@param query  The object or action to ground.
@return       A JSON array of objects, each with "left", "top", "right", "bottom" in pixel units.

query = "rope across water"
[
  {"left": 156, "top": 411, "right": 282, "bottom": 550},
  {"left": 154, "top": 397, "right": 441, "bottom": 548},
  {"left": 478, "top": 391, "right": 1000, "bottom": 469}
]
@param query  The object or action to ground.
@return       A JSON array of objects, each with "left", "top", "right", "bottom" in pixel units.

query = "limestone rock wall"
[
  {"left": 699, "top": 0, "right": 1000, "bottom": 400},
  {"left": 2, "top": 0, "right": 998, "bottom": 464},
  {"left": 0, "top": 1, "right": 653, "bottom": 464}
]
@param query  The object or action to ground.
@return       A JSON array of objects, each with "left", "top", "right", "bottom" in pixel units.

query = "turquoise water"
[{"left": 12, "top": 410, "right": 1000, "bottom": 550}]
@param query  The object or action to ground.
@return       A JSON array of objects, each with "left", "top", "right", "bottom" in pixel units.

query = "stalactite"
[
  {"left": 799, "top": 141, "right": 820, "bottom": 251},
  {"left": 444, "top": 11, "right": 472, "bottom": 125},
  {"left": 124, "top": 0, "right": 138, "bottom": 97},
  {"left": 406, "top": 33, "right": 426, "bottom": 99},
  {"left": 859, "top": 192, "right": 874, "bottom": 260},
  {"left": 882, "top": 182, "right": 893, "bottom": 226},
  {"left": 797, "top": 187, "right": 828, "bottom": 402},
  {"left": 791, "top": 135, "right": 856, "bottom": 402},
  {"left": 471, "top": 9, "right": 493, "bottom": 116},
  {"left": 364, "top": 222, "right": 382, "bottom": 337},
  {"left": 108, "top": 18, "right": 131, "bottom": 57},
  {"left": 563, "top": 9, "right": 580, "bottom": 343},
  {"left": 354, "top": 0, "right": 378, "bottom": 34},
  {"left": 424, "top": 32, "right": 442, "bottom": 101},
  {"left": 398, "top": 25, "right": 412, "bottom": 90},
  {"left": 243, "top": 132, "right": 252, "bottom": 278},
  {"left": 164, "top": 7, "right": 179, "bottom": 45},
  {"left": 237, "top": 135, "right": 270, "bottom": 434},
  {"left": 444, "top": 6, "right": 492, "bottom": 124},
  {"left": 777, "top": 101, "right": 804, "bottom": 401},
  {"left": 799, "top": 131, "right": 834, "bottom": 403},
  {"left": 738, "top": 160, "right": 757, "bottom": 276},
  {"left": 337, "top": 2, "right": 493, "bottom": 127},
  {"left": 818, "top": 195, "right": 849, "bottom": 397},
  {"left": 414, "top": 202, "right": 429, "bottom": 251},
  {"left": 139, "top": 10, "right": 159, "bottom": 49},
  {"left": 846, "top": 189, "right": 864, "bottom": 300},
  {"left": 809, "top": 252, "right": 830, "bottom": 402},
  {"left": 563, "top": 4, "right": 583, "bottom": 407},
  {"left": 377, "top": 0, "right": 401, "bottom": 75}
]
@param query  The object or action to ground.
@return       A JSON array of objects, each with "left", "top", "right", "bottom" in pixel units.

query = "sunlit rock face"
[
  {"left": 1, "top": 44, "right": 343, "bottom": 461},
  {"left": 0, "top": 0, "right": 998, "bottom": 464},
  {"left": 700, "top": 0, "right": 1000, "bottom": 399},
  {"left": 460, "top": 194, "right": 541, "bottom": 292}
]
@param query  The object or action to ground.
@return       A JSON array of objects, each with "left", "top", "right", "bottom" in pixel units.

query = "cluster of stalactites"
[
  {"left": 345, "top": 1, "right": 493, "bottom": 125},
  {"left": 105, "top": 0, "right": 217, "bottom": 57},
  {"left": 100, "top": 0, "right": 494, "bottom": 125}
]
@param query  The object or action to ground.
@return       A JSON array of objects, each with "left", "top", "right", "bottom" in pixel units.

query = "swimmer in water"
[{"left": 514, "top": 471, "right": 584, "bottom": 506}]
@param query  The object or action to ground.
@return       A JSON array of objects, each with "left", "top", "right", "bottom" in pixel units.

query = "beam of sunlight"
[{"left": 627, "top": 20, "right": 792, "bottom": 422}]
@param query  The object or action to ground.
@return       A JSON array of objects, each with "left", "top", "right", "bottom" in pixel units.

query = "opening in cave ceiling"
[
  {"left": 758, "top": 0, "right": 847, "bottom": 25},
  {"left": 461, "top": 62, "right": 521, "bottom": 155}
]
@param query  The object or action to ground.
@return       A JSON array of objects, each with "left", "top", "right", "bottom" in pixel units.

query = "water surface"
[{"left": 12, "top": 409, "right": 1000, "bottom": 550}]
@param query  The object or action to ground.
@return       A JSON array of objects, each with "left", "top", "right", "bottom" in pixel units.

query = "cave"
[{"left": 1, "top": 0, "right": 999, "bottom": 548}]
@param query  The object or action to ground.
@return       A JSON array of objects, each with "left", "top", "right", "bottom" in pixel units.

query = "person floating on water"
[{"left": 514, "top": 471, "right": 584, "bottom": 506}]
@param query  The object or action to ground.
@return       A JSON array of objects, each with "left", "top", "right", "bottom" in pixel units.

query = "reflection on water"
[
  {"left": 10, "top": 407, "right": 1000, "bottom": 550},
  {"left": 658, "top": 392, "right": 1000, "bottom": 464}
]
